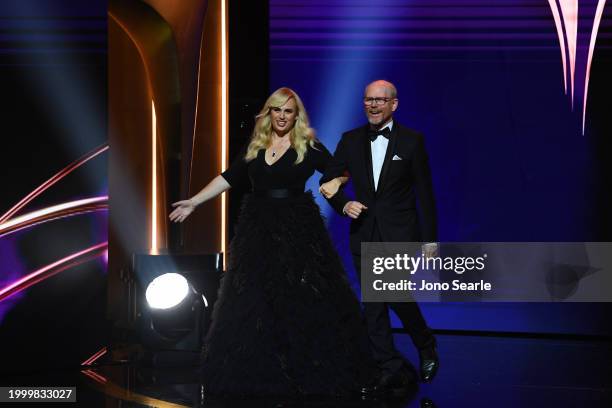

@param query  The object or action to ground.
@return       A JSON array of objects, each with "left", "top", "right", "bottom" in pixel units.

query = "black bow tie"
[{"left": 368, "top": 127, "right": 391, "bottom": 142}]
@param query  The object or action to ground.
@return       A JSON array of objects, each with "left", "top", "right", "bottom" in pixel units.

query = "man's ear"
[{"left": 392, "top": 99, "right": 399, "bottom": 112}]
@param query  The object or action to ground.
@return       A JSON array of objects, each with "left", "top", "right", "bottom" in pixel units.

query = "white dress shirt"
[
  {"left": 341, "top": 121, "right": 393, "bottom": 216},
  {"left": 371, "top": 120, "right": 393, "bottom": 191}
]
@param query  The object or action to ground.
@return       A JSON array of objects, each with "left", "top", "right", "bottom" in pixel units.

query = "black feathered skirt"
[{"left": 201, "top": 192, "right": 374, "bottom": 397}]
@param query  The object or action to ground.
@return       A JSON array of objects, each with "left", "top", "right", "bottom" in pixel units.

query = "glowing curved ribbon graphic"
[
  {"left": 0, "top": 145, "right": 109, "bottom": 302},
  {"left": 0, "top": 242, "right": 108, "bottom": 302},
  {"left": 547, "top": 0, "right": 608, "bottom": 134},
  {"left": 0, "top": 143, "right": 108, "bottom": 224},
  {"left": 0, "top": 197, "right": 108, "bottom": 239}
]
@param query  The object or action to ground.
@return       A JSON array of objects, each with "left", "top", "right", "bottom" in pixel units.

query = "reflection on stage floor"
[{"left": 2, "top": 333, "right": 611, "bottom": 408}]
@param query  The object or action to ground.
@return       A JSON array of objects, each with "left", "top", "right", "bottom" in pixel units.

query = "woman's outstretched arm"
[{"left": 168, "top": 175, "right": 231, "bottom": 223}]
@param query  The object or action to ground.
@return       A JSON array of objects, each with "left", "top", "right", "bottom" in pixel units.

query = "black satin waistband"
[{"left": 252, "top": 188, "right": 304, "bottom": 198}]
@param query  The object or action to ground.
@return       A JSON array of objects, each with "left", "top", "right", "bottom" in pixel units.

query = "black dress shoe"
[
  {"left": 420, "top": 397, "right": 437, "bottom": 408},
  {"left": 418, "top": 345, "right": 439, "bottom": 382},
  {"left": 361, "top": 370, "right": 417, "bottom": 398},
  {"left": 360, "top": 376, "right": 382, "bottom": 398}
]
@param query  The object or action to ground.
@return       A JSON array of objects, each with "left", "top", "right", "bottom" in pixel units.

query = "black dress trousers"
[{"left": 352, "top": 222, "right": 435, "bottom": 375}]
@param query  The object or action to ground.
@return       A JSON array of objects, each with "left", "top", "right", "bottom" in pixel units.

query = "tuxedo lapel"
[
  {"left": 376, "top": 124, "right": 398, "bottom": 196},
  {"left": 360, "top": 126, "right": 375, "bottom": 195}
]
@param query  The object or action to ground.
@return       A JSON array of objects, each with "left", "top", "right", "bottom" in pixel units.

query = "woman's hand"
[
  {"left": 319, "top": 176, "right": 348, "bottom": 199},
  {"left": 169, "top": 199, "right": 196, "bottom": 223},
  {"left": 319, "top": 179, "right": 341, "bottom": 198},
  {"left": 169, "top": 175, "right": 231, "bottom": 223}
]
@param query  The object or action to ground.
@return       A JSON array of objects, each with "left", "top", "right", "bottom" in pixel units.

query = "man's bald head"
[{"left": 365, "top": 80, "right": 397, "bottom": 99}]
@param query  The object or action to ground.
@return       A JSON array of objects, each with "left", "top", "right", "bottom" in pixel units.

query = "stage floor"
[{"left": 3, "top": 333, "right": 611, "bottom": 407}]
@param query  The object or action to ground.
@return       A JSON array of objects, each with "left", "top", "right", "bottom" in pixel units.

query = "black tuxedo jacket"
[{"left": 321, "top": 122, "right": 437, "bottom": 254}]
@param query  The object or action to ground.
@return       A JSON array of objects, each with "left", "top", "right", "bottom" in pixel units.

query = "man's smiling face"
[{"left": 364, "top": 81, "right": 398, "bottom": 129}]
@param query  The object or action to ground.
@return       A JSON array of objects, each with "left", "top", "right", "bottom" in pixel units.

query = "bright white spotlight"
[{"left": 145, "top": 273, "right": 189, "bottom": 310}]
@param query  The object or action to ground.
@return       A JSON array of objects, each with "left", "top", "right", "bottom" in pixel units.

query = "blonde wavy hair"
[{"left": 245, "top": 87, "right": 316, "bottom": 164}]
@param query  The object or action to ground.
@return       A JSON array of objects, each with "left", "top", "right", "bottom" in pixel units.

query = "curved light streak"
[
  {"left": 0, "top": 144, "right": 108, "bottom": 224},
  {"left": 81, "top": 369, "right": 108, "bottom": 384},
  {"left": 81, "top": 369, "right": 188, "bottom": 408},
  {"left": 0, "top": 242, "right": 108, "bottom": 303},
  {"left": 582, "top": 0, "right": 607, "bottom": 134},
  {"left": 108, "top": 12, "right": 154, "bottom": 98},
  {"left": 559, "top": 0, "right": 578, "bottom": 107},
  {"left": 189, "top": 23, "right": 205, "bottom": 190},
  {"left": 82, "top": 346, "right": 107, "bottom": 366},
  {"left": 548, "top": 0, "right": 608, "bottom": 134},
  {"left": 547, "top": 0, "right": 568, "bottom": 93},
  {"left": 0, "top": 197, "right": 108, "bottom": 239}
]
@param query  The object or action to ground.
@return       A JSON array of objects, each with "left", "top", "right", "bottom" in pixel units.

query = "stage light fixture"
[
  {"left": 145, "top": 272, "right": 189, "bottom": 310},
  {"left": 146, "top": 275, "right": 206, "bottom": 343},
  {"left": 124, "top": 254, "right": 222, "bottom": 366}
]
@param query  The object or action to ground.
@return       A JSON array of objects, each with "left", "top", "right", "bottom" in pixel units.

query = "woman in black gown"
[{"left": 169, "top": 87, "right": 373, "bottom": 397}]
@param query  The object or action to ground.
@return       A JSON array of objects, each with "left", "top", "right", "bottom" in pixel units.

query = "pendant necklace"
[{"left": 271, "top": 138, "right": 288, "bottom": 160}]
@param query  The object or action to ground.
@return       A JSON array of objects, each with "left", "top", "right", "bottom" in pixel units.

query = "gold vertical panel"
[
  {"left": 108, "top": 0, "right": 222, "bottom": 329},
  {"left": 184, "top": 0, "right": 226, "bottom": 254},
  {"left": 108, "top": 13, "right": 153, "bottom": 323},
  {"left": 108, "top": 0, "right": 183, "bottom": 325}
]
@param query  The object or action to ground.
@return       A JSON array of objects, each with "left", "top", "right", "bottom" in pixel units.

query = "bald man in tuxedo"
[{"left": 320, "top": 80, "right": 439, "bottom": 397}]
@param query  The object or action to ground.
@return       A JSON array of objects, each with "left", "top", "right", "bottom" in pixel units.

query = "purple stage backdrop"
[{"left": 269, "top": 0, "right": 612, "bottom": 335}]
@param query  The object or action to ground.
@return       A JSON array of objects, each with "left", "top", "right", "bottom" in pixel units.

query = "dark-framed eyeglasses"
[{"left": 363, "top": 97, "right": 394, "bottom": 106}]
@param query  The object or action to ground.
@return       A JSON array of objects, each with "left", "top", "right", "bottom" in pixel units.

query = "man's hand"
[{"left": 343, "top": 201, "right": 368, "bottom": 219}]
